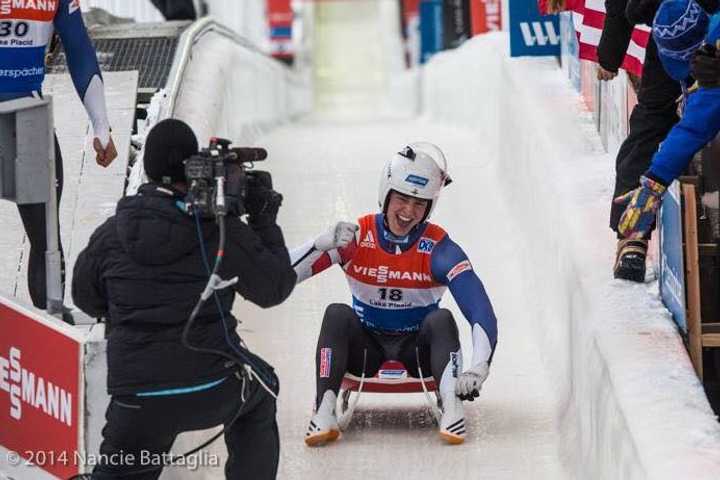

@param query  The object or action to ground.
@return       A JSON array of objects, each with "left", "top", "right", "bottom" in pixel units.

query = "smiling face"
[{"left": 384, "top": 190, "right": 430, "bottom": 237}]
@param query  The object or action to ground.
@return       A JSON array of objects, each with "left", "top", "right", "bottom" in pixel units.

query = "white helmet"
[{"left": 378, "top": 142, "right": 451, "bottom": 222}]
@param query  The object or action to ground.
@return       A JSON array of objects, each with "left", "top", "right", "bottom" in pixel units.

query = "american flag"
[{"left": 540, "top": 0, "right": 651, "bottom": 76}]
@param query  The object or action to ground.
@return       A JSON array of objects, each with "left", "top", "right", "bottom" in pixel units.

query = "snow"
[
  {"left": 2, "top": 13, "right": 719, "bottom": 480},
  {"left": 166, "top": 31, "right": 719, "bottom": 480},
  {"left": 418, "top": 33, "right": 720, "bottom": 478}
]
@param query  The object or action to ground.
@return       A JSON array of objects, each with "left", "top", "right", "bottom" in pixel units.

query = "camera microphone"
[{"left": 231, "top": 148, "right": 268, "bottom": 163}]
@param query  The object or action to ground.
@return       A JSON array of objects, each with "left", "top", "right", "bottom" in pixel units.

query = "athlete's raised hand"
[{"left": 314, "top": 222, "right": 358, "bottom": 252}]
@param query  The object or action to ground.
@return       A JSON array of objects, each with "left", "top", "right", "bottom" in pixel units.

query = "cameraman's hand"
[
  {"left": 314, "top": 222, "right": 359, "bottom": 251},
  {"left": 246, "top": 170, "right": 283, "bottom": 224}
]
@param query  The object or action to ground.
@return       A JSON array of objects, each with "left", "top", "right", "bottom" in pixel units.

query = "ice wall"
[
  {"left": 421, "top": 32, "right": 720, "bottom": 479},
  {"left": 82, "top": 0, "right": 268, "bottom": 50},
  {"left": 127, "top": 19, "right": 311, "bottom": 193}
]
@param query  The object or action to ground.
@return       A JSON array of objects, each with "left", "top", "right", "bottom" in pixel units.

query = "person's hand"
[
  {"left": 691, "top": 43, "right": 720, "bottom": 88},
  {"left": 546, "top": 0, "right": 566, "bottom": 13},
  {"left": 245, "top": 170, "right": 282, "bottom": 224},
  {"left": 597, "top": 67, "right": 618, "bottom": 81},
  {"left": 455, "top": 361, "right": 489, "bottom": 401},
  {"left": 314, "top": 222, "right": 358, "bottom": 251},
  {"left": 615, "top": 175, "right": 667, "bottom": 239},
  {"left": 94, "top": 135, "right": 118, "bottom": 167}
]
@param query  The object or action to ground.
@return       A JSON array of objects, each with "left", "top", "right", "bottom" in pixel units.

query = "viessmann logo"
[
  {"left": 0, "top": 0, "right": 58, "bottom": 15},
  {"left": 0, "top": 346, "right": 73, "bottom": 427},
  {"left": 352, "top": 265, "right": 432, "bottom": 284}
]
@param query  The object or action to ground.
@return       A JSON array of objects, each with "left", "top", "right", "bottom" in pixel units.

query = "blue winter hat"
[{"left": 653, "top": 0, "right": 710, "bottom": 81}]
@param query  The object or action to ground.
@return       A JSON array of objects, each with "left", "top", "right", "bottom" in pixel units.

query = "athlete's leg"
[
  {"left": 399, "top": 308, "right": 461, "bottom": 383},
  {"left": 314, "top": 303, "right": 383, "bottom": 408},
  {"left": 17, "top": 134, "right": 65, "bottom": 310},
  {"left": 401, "top": 308, "right": 465, "bottom": 444},
  {"left": 306, "top": 304, "right": 384, "bottom": 446}
]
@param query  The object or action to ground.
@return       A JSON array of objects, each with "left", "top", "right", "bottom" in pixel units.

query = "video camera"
[{"left": 183, "top": 137, "right": 267, "bottom": 218}]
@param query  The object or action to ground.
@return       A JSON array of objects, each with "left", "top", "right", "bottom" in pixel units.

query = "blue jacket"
[
  {"left": 648, "top": 22, "right": 720, "bottom": 184},
  {"left": 647, "top": 87, "right": 720, "bottom": 183}
]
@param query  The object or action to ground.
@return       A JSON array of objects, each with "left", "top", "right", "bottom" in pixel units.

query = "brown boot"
[{"left": 613, "top": 239, "right": 648, "bottom": 283}]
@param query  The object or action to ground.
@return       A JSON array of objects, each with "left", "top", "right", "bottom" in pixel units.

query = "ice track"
[{"left": 165, "top": 118, "right": 568, "bottom": 480}]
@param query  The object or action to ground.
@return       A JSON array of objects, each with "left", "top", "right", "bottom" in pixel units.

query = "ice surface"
[
  {"left": 168, "top": 33, "right": 720, "bottom": 480},
  {"left": 3, "top": 21, "right": 719, "bottom": 480}
]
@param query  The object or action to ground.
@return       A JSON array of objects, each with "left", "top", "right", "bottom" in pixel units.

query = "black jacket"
[
  {"left": 598, "top": 0, "right": 720, "bottom": 72},
  {"left": 72, "top": 184, "right": 296, "bottom": 395}
]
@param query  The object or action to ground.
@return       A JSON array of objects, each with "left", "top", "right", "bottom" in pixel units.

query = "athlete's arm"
[
  {"left": 54, "top": 0, "right": 116, "bottom": 164},
  {"left": 290, "top": 222, "right": 358, "bottom": 284},
  {"left": 431, "top": 236, "right": 498, "bottom": 365}
]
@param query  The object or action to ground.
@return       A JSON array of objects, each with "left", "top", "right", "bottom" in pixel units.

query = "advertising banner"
[
  {"left": 0, "top": 300, "right": 83, "bottom": 479},
  {"left": 267, "top": 0, "right": 294, "bottom": 61},
  {"left": 599, "top": 71, "right": 628, "bottom": 153},
  {"left": 580, "top": 60, "right": 600, "bottom": 127},
  {"left": 470, "top": 0, "right": 502, "bottom": 35},
  {"left": 509, "top": 0, "right": 560, "bottom": 57},
  {"left": 401, "top": 0, "right": 422, "bottom": 67},
  {"left": 420, "top": 0, "right": 443, "bottom": 63},
  {"left": 658, "top": 181, "right": 687, "bottom": 333},
  {"left": 443, "top": 0, "right": 471, "bottom": 49},
  {"left": 559, "top": 12, "right": 581, "bottom": 92}
]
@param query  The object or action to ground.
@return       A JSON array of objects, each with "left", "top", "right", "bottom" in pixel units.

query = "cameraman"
[{"left": 71, "top": 119, "right": 296, "bottom": 479}]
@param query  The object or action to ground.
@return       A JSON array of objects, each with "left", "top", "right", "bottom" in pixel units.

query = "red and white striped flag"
[
  {"left": 539, "top": 0, "right": 651, "bottom": 76},
  {"left": 575, "top": 0, "right": 651, "bottom": 76}
]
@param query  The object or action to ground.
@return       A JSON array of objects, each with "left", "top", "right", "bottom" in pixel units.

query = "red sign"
[
  {"left": 0, "top": 301, "right": 82, "bottom": 479},
  {"left": 470, "top": 0, "right": 501, "bottom": 35},
  {"left": 403, "top": 0, "right": 420, "bottom": 21},
  {"left": 267, "top": 0, "right": 294, "bottom": 59}
]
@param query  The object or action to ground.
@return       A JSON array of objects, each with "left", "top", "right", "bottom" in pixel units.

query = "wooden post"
[{"left": 682, "top": 183, "right": 703, "bottom": 379}]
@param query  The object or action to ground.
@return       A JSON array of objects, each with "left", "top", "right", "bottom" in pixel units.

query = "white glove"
[
  {"left": 314, "top": 222, "right": 358, "bottom": 252},
  {"left": 455, "top": 361, "right": 489, "bottom": 401}
]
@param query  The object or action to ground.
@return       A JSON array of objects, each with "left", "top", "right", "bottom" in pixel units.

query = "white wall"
[
  {"left": 81, "top": 0, "right": 164, "bottom": 22},
  {"left": 171, "top": 31, "right": 308, "bottom": 146},
  {"left": 81, "top": 0, "right": 269, "bottom": 51},
  {"left": 422, "top": 32, "right": 720, "bottom": 479},
  {"left": 311, "top": 0, "right": 406, "bottom": 117},
  {"left": 128, "top": 21, "right": 311, "bottom": 193}
]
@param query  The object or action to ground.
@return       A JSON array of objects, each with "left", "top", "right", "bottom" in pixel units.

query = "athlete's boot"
[
  {"left": 614, "top": 239, "right": 648, "bottom": 283},
  {"left": 305, "top": 390, "right": 340, "bottom": 446},
  {"left": 438, "top": 353, "right": 466, "bottom": 444},
  {"left": 439, "top": 391, "right": 466, "bottom": 444}
]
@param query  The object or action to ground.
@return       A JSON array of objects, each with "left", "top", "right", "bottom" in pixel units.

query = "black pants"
[
  {"left": 92, "top": 373, "right": 279, "bottom": 480},
  {"left": 610, "top": 37, "right": 681, "bottom": 239},
  {"left": 315, "top": 303, "right": 460, "bottom": 408},
  {"left": 16, "top": 134, "right": 65, "bottom": 309}
]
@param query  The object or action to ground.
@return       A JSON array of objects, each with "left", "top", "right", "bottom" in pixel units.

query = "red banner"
[
  {"left": 267, "top": 0, "right": 294, "bottom": 59},
  {"left": 470, "top": 0, "right": 501, "bottom": 35},
  {"left": 0, "top": 301, "right": 82, "bottom": 479},
  {"left": 403, "top": 0, "right": 420, "bottom": 21}
]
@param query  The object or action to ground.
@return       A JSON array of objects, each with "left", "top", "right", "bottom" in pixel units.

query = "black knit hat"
[{"left": 143, "top": 118, "right": 198, "bottom": 184}]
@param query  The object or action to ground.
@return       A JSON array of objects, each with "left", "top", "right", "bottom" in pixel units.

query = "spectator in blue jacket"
[{"left": 617, "top": 0, "right": 720, "bottom": 238}]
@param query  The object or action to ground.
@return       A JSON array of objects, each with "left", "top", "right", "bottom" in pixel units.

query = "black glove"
[
  {"left": 245, "top": 170, "right": 283, "bottom": 225},
  {"left": 691, "top": 43, "right": 720, "bottom": 88}
]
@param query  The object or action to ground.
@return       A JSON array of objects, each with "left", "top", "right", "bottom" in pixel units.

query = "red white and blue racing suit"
[
  {"left": 0, "top": 0, "right": 110, "bottom": 308},
  {"left": 292, "top": 213, "right": 498, "bottom": 406}
]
